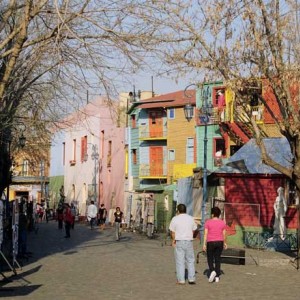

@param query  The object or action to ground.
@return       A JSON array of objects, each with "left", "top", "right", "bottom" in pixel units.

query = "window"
[
  {"left": 81, "top": 136, "right": 87, "bottom": 162},
  {"left": 168, "top": 108, "right": 175, "bottom": 119},
  {"left": 288, "top": 181, "right": 298, "bottom": 206},
  {"left": 149, "top": 111, "right": 157, "bottom": 124},
  {"left": 22, "top": 160, "right": 29, "bottom": 176},
  {"left": 212, "top": 87, "right": 226, "bottom": 107},
  {"left": 70, "top": 139, "right": 76, "bottom": 165},
  {"left": 214, "top": 138, "right": 226, "bottom": 157},
  {"left": 62, "top": 142, "right": 65, "bottom": 165},
  {"left": 186, "top": 138, "right": 194, "bottom": 164},
  {"left": 131, "top": 114, "right": 136, "bottom": 128},
  {"left": 101, "top": 130, "right": 104, "bottom": 159},
  {"left": 107, "top": 140, "right": 112, "bottom": 167},
  {"left": 214, "top": 138, "right": 226, "bottom": 167},
  {"left": 168, "top": 149, "right": 175, "bottom": 161},
  {"left": 132, "top": 149, "right": 137, "bottom": 164},
  {"left": 40, "top": 160, "right": 45, "bottom": 176}
]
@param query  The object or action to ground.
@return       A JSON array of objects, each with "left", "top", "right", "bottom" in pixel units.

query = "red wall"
[{"left": 224, "top": 176, "right": 298, "bottom": 229}]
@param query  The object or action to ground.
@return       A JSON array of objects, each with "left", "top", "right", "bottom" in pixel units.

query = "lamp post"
[
  {"left": 91, "top": 144, "right": 99, "bottom": 205},
  {"left": 84, "top": 143, "right": 99, "bottom": 206},
  {"left": 199, "top": 85, "right": 212, "bottom": 231},
  {"left": 184, "top": 84, "right": 212, "bottom": 235}
]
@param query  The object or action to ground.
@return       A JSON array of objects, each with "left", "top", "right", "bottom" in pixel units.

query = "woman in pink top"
[{"left": 203, "top": 207, "right": 227, "bottom": 283}]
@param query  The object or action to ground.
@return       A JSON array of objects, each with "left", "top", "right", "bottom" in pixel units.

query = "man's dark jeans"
[{"left": 90, "top": 218, "right": 96, "bottom": 229}]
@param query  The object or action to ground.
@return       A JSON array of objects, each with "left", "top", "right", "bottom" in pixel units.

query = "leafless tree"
[
  {"left": 0, "top": 0, "right": 155, "bottom": 195},
  {"left": 130, "top": 0, "right": 300, "bottom": 188}
]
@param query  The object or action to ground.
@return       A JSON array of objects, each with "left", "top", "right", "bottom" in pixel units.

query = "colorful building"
[
  {"left": 49, "top": 97, "right": 125, "bottom": 221},
  {"left": 126, "top": 90, "right": 196, "bottom": 232}
]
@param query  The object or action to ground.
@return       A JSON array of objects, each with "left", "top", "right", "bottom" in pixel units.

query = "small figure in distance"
[
  {"left": 98, "top": 203, "right": 107, "bottom": 230},
  {"left": 113, "top": 207, "right": 123, "bottom": 241},
  {"left": 87, "top": 200, "right": 98, "bottom": 230}
]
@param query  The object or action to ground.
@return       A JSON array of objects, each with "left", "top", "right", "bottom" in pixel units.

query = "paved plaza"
[{"left": 1, "top": 220, "right": 300, "bottom": 300}]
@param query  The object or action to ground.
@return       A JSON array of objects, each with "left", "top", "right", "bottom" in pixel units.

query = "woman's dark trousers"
[{"left": 207, "top": 241, "right": 224, "bottom": 276}]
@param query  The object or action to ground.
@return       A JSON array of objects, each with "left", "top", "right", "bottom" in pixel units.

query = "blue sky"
[{"left": 120, "top": 72, "right": 194, "bottom": 95}]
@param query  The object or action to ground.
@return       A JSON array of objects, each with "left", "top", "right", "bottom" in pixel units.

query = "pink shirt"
[{"left": 205, "top": 218, "right": 226, "bottom": 242}]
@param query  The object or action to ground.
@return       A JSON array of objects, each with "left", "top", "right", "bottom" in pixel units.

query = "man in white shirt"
[
  {"left": 87, "top": 200, "right": 98, "bottom": 229},
  {"left": 169, "top": 203, "right": 197, "bottom": 285}
]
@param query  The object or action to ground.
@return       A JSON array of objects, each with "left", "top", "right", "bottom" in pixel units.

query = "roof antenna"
[{"left": 151, "top": 76, "right": 154, "bottom": 97}]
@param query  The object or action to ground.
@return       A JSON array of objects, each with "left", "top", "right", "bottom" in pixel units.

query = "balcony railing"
[
  {"left": 139, "top": 164, "right": 167, "bottom": 177},
  {"left": 139, "top": 128, "right": 167, "bottom": 139},
  {"left": 197, "top": 105, "right": 264, "bottom": 125}
]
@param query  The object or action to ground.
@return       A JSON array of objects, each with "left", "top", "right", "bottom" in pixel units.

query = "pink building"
[{"left": 52, "top": 97, "right": 125, "bottom": 220}]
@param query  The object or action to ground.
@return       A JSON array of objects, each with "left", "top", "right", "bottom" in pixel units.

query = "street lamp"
[
  {"left": 84, "top": 143, "right": 99, "bottom": 206},
  {"left": 199, "top": 85, "right": 213, "bottom": 231},
  {"left": 183, "top": 83, "right": 212, "bottom": 236},
  {"left": 183, "top": 83, "right": 196, "bottom": 122}
]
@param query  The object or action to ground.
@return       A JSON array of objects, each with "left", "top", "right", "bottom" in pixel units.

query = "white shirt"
[
  {"left": 87, "top": 204, "right": 97, "bottom": 218},
  {"left": 169, "top": 213, "right": 197, "bottom": 241}
]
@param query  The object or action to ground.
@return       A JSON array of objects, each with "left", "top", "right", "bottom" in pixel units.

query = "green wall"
[{"left": 49, "top": 176, "right": 64, "bottom": 209}]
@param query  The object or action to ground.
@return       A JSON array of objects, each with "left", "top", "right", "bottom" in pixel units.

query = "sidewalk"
[{"left": 1, "top": 220, "right": 300, "bottom": 300}]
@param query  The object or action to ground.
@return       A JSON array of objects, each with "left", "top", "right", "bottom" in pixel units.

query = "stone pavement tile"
[{"left": 1, "top": 221, "right": 300, "bottom": 300}]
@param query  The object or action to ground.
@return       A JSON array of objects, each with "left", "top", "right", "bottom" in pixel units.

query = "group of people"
[
  {"left": 86, "top": 201, "right": 123, "bottom": 241},
  {"left": 86, "top": 201, "right": 107, "bottom": 230},
  {"left": 169, "top": 204, "right": 226, "bottom": 285},
  {"left": 56, "top": 202, "right": 78, "bottom": 238}
]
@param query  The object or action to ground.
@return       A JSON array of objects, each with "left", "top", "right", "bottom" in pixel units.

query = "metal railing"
[{"left": 245, "top": 231, "right": 298, "bottom": 251}]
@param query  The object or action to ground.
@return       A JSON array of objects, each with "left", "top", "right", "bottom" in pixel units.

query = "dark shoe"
[
  {"left": 188, "top": 281, "right": 196, "bottom": 285},
  {"left": 64, "top": 236, "right": 70, "bottom": 238}
]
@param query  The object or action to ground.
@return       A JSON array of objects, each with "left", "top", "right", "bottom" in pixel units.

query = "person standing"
[
  {"left": 113, "top": 207, "right": 123, "bottom": 241},
  {"left": 87, "top": 200, "right": 98, "bottom": 229},
  {"left": 203, "top": 206, "right": 227, "bottom": 283},
  {"left": 169, "top": 204, "right": 197, "bottom": 285},
  {"left": 273, "top": 187, "right": 287, "bottom": 239},
  {"left": 98, "top": 203, "right": 107, "bottom": 230},
  {"left": 63, "top": 203, "right": 73, "bottom": 238}
]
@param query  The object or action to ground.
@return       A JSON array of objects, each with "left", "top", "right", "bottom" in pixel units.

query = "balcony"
[
  {"left": 139, "top": 164, "right": 167, "bottom": 179},
  {"left": 139, "top": 127, "right": 167, "bottom": 140},
  {"left": 196, "top": 105, "right": 264, "bottom": 125}
]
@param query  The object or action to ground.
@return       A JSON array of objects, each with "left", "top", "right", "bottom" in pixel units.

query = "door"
[
  {"left": 149, "top": 110, "right": 163, "bottom": 138},
  {"left": 150, "top": 147, "right": 163, "bottom": 176}
]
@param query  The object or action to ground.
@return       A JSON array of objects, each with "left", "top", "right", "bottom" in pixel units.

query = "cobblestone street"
[{"left": 1, "top": 220, "right": 300, "bottom": 300}]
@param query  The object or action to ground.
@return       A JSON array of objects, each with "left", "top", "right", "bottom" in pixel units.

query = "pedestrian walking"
[
  {"left": 70, "top": 202, "right": 77, "bottom": 229},
  {"left": 113, "top": 207, "right": 123, "bottom": 241},
  {"left": 202, "top": 206, "right": 227, "bottom": 283},
  {"left": 169, "top": 203, "right": 197, "bottom": 285},
  {"left": 63, "top": 203, "right": 73, "bottom": 238},
  {"left": 98, "top": 203, "right": 107, "bottom": 230},
  {"left": 87, "top": 200, "right": 97, "bottom": 229}
]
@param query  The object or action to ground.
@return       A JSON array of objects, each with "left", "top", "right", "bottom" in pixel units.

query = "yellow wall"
[
  {"left": 173, "top": 163, "right": 196, "bottom": 182},
  {"left": 167, "top": 107, "right": 196, "bottom": 183}
]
